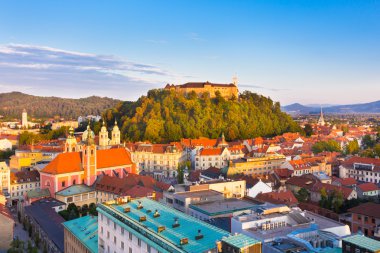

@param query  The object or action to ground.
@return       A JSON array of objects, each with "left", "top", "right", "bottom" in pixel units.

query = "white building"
[
  {"left": 0, "top": 139, "right": 12, "bottom": 151},
  {"left": 9, "top": 170, "right": 40, "bottom": 201},
  {"left": 194, "top": 147, "right": 230, "bottom": 170},
  {"left": 97, "top": 197, "right": 233, "bottom": 253},
  {"left": 339, "top": 157, "right": 380, "bottom": 184},
  {"left": 127, "top": 142, "right": 186, "bottom": 179},
  {"left": 247, "top": 179, "right": 272, "bottom": 198},
  {"left": 22, "top": 109, "right": 28, "bottom": 128}
]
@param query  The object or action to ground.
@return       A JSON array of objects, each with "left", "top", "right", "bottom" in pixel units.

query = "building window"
[
  {"left": 73, "top": 179, "right": 76, "bottom": 185},
  {"left": 121, "top": 241, "right": 124, "bottom": 250},
  {"left": 138, "top": 238, "right": 141, "bottom": 246},
  {"left": 121, "top": 228, "right": 124, "bottom": 235},
  {"left": 129, "top": 232, "right": 132, "bottom": 240},
  {"left": 61, "top": 181, "right": 65, "bottom": 187},
  {"left": 114, "top": 236, "right": 116, "bottom": 244}
]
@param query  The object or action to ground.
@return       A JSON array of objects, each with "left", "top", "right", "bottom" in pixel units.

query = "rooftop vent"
[
  {"left": 153, "top": 209, "right": 160, "bottom": 218},
  {"left": 158, "top": 226, "right": 166, "bottom": 233},
  {"left": 195, "top": 229, "right": 204, "bottom": 240},
  {"left": 172, "top": 217, "right": 180, "bottom": 228},
  {"left": 124, "top": 207, "right": 130, "bottom": 213},
  {"left": 137, "top": 201, "right": 143, "bottom": 210},
  {"left": 180, "top": 238, "right": 189, "bottom": 245},
  {"left": 139, "top": 216, "right": 146, "bottom": 222},
  {"left": 146, "top": 209, "right": 152, "bottom": 213}
]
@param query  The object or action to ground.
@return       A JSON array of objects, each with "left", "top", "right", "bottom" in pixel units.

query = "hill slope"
[
  {"left": 0, "top": 92, "right": 121, "bottom": 119},
  {"left": 103, "top": 89, "right": 301, "bottom": 143},
  {"left": 283, "top": 100, "right": 380, "bottom": 114}
]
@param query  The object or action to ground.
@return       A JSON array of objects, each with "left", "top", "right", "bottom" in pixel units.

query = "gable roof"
[
  {"left": 200, "top": 148, "right": 224, "bottom": 156},
  {"left": 41, "top": 152, "right": 82, "bottom": 175},
  {"left": 41, "top": 148, "right": 134, "bottom": 175},
  {"left": 348, "top": 202, "right": 380, "bottom": 219},
  {"left": 357, "top": 182, "right": 379, "bottom": 192},
  {"left": 96, "top": 148, "right": 133, "bottom": 169},
  {"left": 256, "top": 190, "right": 298, "bottom": 206}
]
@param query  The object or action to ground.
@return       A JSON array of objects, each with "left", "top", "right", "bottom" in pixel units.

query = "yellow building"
[
  {"left": 165, "top": 81, "right": 238, "bottom": 99},
  {"left": 228, "top": 154, "right": 286, "bottom": 176},
  {"left": 9, "top": 150, "right": 45, "bottom": 169}
]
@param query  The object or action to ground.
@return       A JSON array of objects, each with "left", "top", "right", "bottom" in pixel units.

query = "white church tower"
[
  {"left": 110, "top": 120, "right": 121, "bottom": 145},
  {"left": 317, "top": 107, "right": 326, "bottom": 126},
  {"left": 21, "top": 109, "right": 28, "bottom": 128},
  {"left": 99, "top": 120, "right": 109, "bottom": 148}
]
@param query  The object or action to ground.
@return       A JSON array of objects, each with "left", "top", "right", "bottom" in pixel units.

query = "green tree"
[
  {"left": 362, "top": 134, "right": 375, "bottom": 149},
  {"left": 319, "top": 187, "right": 328, "bottom": 208},
  {"left": 303, "top": 124, "right": 313, "bottom": 137},
  {"left": 296, "top": 188, "right": 309, "bottom": 202},
  {"left": 374, "top": 143, "right": 380, "bottom": 157},
  {"left": 346, "top": 140, "right": 360, "bottom": 155},
  {"left": 81, "top": 204, "right": 89, "bottom": 216},
  {"left": 332, "top": 190, "right": 344, "bottom": 213}
]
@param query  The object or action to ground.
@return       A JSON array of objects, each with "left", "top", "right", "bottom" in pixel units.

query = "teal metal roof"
[
  {"left": 98, "top": 197, "right": 230, "bottom": 253},
  {"left": 27, "top": 188, "right": 50, "bottom": 199},
  {"left": 319, "top": 248, "right": 342, "bottom": 253},
  {"left": 221, "top": 234, "right": 260, "bottom": 249},
  {"left": 62, "top": 216, "right": 98, "bottom": 253},
  {"left": 56, "top": 184, "right": 94, "bottom": 196},
  {"left": 343, "top": 234, "right": 380, "bottom": 251}
]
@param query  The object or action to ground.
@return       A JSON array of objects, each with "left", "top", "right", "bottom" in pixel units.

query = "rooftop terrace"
[
  {"left": 63, "top": 215, "right": 98, "bottom": 253},
  {"left": 98, "top": 197, "right": 235, "bottom": 253},
  {"left": 190, "top": 198, "right": 257, "bottom": 216}
]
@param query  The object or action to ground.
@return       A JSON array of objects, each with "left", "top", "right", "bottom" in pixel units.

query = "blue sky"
[{"left": 0, "top": 1, "right": 379, "bottom": 105}]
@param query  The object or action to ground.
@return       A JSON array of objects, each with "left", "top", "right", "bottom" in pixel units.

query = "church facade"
[{"left": 40, "top": 123, "right": 136, "bottom": 196}]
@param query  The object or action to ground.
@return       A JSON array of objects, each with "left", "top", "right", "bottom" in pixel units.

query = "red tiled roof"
[
  {"left": 256, "top": 190, "right": 298, "bottom": 206},
  {"left": 97, "top": 148, "right": 133, "bottom": 169},
  {"left": 11, "top": 170, "right": 40, "bottom": 183},
  {"left": 357, "top": 182, "right": 379, "bottom": 192},
  {"left": 200, "top": 148, "right": 224, "bottom": 156},
  {"left": 348, "top": 202, "right": 380, "bottom": 219},
  {"left": 41, "top": 152, "right": 82, "bottom": 175},
  {"left": 332, "top": 177, "right": 357, "bottom": 186},
  {"left": 41, "top": 148, "right": 134, "bottom": 175}
]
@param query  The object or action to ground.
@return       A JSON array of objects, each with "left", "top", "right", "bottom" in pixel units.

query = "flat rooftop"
[
  {"left": 98, "top": 197, "right": 235, "bottom": 253},
  {"left": 63, "top": 215, "right": 98, "bottom": 253},
  {"left": 343, "top": 234, "right": 380, "bottom": 251},
  {"left": 56, "top": 184, "right": 94, "bottom": 197},
  {"left": 174, "top": 189, "right": 222, "bottom": 198},
  {"left": 235, "top": 209, "right": 347, "bottom": 241},
  {"left": 190, "top": 198, "right": 257, "bottom": 216}
]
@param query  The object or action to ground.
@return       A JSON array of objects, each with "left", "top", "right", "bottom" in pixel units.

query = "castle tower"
[
  {"left": 99, "top": 120, "right": 109, "bottom": 148},
  {"left": 21, "top": 109, "right": 28, "bottom": 128},
  {"left": 232, "top": 75, "right": 238, "bottom": 86},
  {"left": 318, "top": 107, "right": 326, "bottom": 126},
  {"left": 111, "top": 120, "right": 120, "bottom": 145},
  {"left": 64, "top": 127, "right": 77, "bottom": 153},
  {"left": 82, "top": 124, "right": 97, "bottom": 185}
]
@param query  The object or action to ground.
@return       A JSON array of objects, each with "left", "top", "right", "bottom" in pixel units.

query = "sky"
[{"left": 0, "top": 0, "right": 379, "bottom": 105}]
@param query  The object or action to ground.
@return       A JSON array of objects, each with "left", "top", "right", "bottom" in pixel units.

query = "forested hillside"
[
  {"left": 0, "top": 92, "right": 121, "bottom": 119},
  {"left": 103, "top": 89, "right": 301, "bottom": 143}
]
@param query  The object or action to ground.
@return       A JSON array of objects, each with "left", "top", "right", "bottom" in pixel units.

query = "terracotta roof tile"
[
  {"left": 357, "top": 182, "right": 379, "bottom": 192},
  {"left": 348, "top": 202, "right": 380, "bottom": 219}
]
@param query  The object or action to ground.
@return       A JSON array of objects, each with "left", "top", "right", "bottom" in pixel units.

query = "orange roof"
[
  {"left": 41, "top": 152, "right": 82, "bottom": 175},
  {"left": 41, "top": 148, "right": 134, "bottom": 175},
  {"left": 200, "top": 148, "right": 224, "bottom": 156},
  {"left": 358, "top": 183, "right": 379, "bottom": 192},
  {"left": 97, "top": 148, "right": 133, "bottom": 169}
]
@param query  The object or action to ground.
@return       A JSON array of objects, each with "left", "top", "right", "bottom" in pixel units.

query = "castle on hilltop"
[{"left": 164, "top": 78, "right": 239, "bottom": 99}]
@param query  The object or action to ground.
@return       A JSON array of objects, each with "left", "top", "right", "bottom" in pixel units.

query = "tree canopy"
[{"left": 103, "top": 89, "right": 301, "bottom": 143}]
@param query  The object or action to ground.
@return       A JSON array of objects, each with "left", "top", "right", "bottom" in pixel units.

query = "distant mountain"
[
  {"left": 282, "top": 100, "right": 380, "bottom": 114},
  {"left": 0, "top": 92, "right": 121, "bottom": 119}
]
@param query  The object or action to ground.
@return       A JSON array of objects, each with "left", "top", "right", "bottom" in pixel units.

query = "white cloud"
[{"left": 0, "top": 44, "right": 186, "bottom": 100}]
